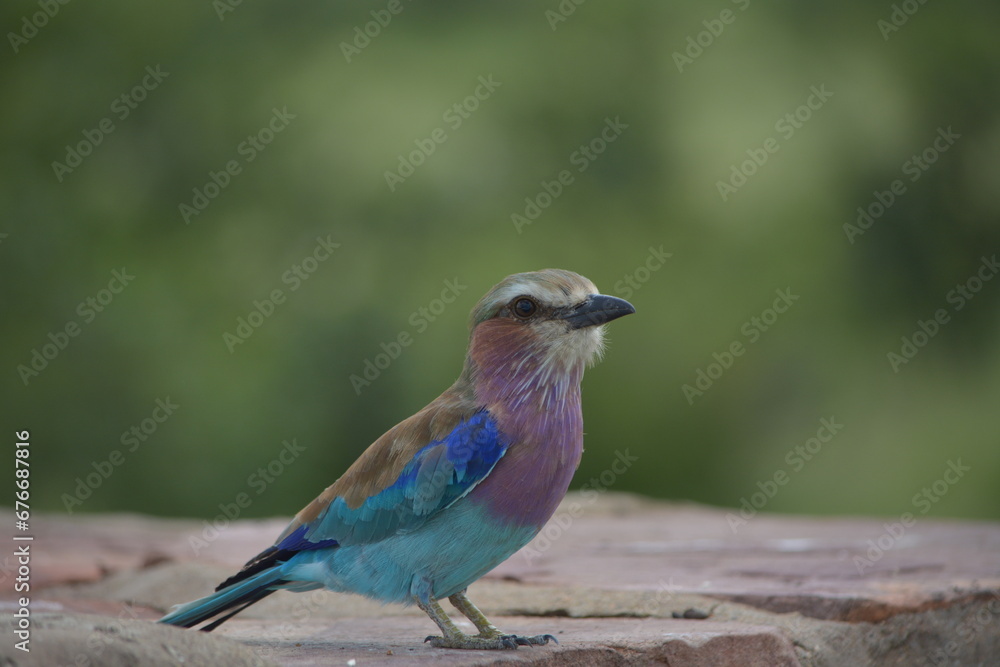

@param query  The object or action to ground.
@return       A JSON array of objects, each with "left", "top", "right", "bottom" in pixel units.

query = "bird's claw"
[{"left": 510, "top": 633, "right": 558, "bottom": 646}]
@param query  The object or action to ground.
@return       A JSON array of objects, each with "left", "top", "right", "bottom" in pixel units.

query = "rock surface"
[
  {"left": 0, "top": 611, "right": 275, "bottom": 666},
  {"left": 2, "top": 493, "right": 998, "bottom": 666}
]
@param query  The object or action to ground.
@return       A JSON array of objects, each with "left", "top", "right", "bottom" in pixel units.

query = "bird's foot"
[
  {"left": 417, "top": 591, "right": 557, "bottom": 650},
  {"left": 424, "top": 632, "right": 558, "bottom": 650},
  {"left": 508, "top": 633, "right": 558, "bottom": 647}
]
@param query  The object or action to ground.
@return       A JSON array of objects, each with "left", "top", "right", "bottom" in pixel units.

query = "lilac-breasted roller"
[{"left": 159, "top": 269, "right": 634, "bottom": 649}]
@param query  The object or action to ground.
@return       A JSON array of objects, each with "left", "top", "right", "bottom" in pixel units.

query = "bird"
[{"left": 159, "top": 268, "right": 635, "bottom": 649}]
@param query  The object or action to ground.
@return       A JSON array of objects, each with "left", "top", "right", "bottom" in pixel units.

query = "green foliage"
[{"left": 3, "top": 1, "right": 999, "bottom": 520}]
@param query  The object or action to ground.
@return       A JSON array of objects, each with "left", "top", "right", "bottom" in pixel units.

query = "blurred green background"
[{"left": 3, "top": 1, "right": 999, "bottom": 522}]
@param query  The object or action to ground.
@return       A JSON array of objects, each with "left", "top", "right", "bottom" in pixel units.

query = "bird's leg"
[
  {"left": 447, "top": 590, "right": 504, "bottom": 639},
  {"left": 416, "top": 595, "right": 511, "bottom": 649},
  {"left": 416, "top": 593, "right": 554, "bottom": 650},
  {"left": 415, "top": 596, "right": 477, "bottom": 648},
  {"left": 449, "top": 590, "right": 558, "bottom": 648}
]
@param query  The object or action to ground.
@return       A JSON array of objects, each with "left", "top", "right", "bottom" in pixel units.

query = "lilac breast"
[
  {"left": 468, "top": 388, "right": 584, "bottom": 529},
  {"left": 463, "top": 319, "right": 588, "bottom": 529}
]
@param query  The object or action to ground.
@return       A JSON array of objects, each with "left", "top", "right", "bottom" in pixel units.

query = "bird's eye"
[{"left": 512, "top": 297, "right": 537, "bottom": 319}]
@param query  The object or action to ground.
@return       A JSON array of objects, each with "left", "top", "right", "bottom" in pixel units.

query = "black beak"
[{"left": 560, "top": 294, "right": 636, "bottom": 329}]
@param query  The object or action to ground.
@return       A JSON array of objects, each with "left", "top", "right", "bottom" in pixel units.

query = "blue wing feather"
[
  {"left": 293, "top": 410, "right": 507, "bottom": 550},
  {"left": 274, "top": 524, "right": 338, "bottom": 552}
]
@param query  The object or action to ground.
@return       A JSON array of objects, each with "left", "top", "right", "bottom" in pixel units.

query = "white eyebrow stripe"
[
  {"left": 492, "top": 280, "right": 538, "bottom": 304},
  {"left": 491, "top": 281, "right": 596, "bottom": 311}
]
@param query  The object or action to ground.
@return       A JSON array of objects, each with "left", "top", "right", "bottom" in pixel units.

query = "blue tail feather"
[{"left": 158, "top": 566, "right": 287, "bottom": 630}]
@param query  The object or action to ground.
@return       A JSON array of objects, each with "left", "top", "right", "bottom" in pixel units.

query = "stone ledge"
[
  {"left": 221, "top": 615, "right": 801, "bottom": 667},
  {"left": 0, "top": 612, "right": 275, "bottom": 667},
  {"left": 3, "top": 493, "right": 998, "bottom": 666}
]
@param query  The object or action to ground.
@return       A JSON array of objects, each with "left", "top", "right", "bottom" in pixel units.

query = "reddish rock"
[{"left": 3, "top": 493, "right": 998, "bottom": 666}]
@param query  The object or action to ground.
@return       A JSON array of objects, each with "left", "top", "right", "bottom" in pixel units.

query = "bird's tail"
[{"left": 158, "top": 566, "right": 286, "bottom": 631}]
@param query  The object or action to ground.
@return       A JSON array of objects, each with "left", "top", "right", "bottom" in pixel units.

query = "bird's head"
[{"left": 461, "top": 269, "right": 634, "bottom": 401}]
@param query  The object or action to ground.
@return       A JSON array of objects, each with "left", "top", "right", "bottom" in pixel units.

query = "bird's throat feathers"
[
  {"left": 470, "top": 318, "right": 590, "bottom": 401},
  {"left": 464, "top": 318, "right": 590, "bottom": 444}
]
